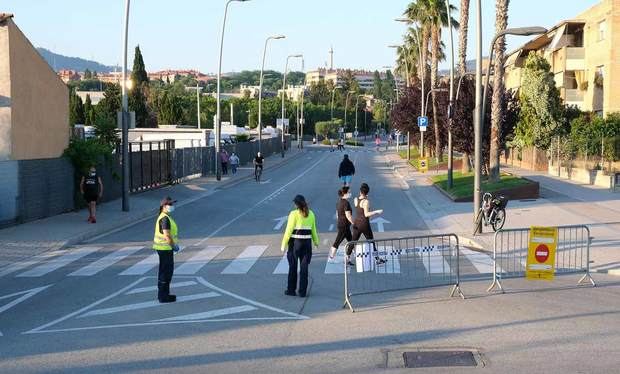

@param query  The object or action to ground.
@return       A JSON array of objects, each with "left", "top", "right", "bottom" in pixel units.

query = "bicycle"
[
  {"left": 473, "top": 192, "right": 508, "bottom": 234},
  {"left": 255, "top": 166, "right": 263, "bottom": 183}
]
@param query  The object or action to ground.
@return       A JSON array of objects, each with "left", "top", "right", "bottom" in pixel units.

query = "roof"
[{"left": 0, "top": 13, "right": 14, "bottom": 24}]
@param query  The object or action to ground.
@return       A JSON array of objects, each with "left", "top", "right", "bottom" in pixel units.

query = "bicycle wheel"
[{"left": 492, "top": 208, "right": 506, "bottom": 231}]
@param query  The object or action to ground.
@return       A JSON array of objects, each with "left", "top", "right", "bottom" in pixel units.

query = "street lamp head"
[
  {"left": 388, "top": 45, "right": 401, "bottom": 49},
  {"left": 271, "top": 34, "right": 286, "bottom": 40},
  {"left": 502, "top": 26, "right": 547, "bottom": 37},
  {"left": 395, "top": 17, "right": 410, "bottom": 23}
]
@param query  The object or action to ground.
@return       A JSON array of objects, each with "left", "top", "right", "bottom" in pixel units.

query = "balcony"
[
  {"left": 564, "top": 88, "right": 584, "bottom": 109},
  {"left": 565, "top": 47, "right": 585, "bottom": 71}
]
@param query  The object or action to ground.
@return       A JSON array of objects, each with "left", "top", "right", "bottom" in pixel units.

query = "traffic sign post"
[
  {"left": 526, "top": 226, "right": 558, "bottom": 281},
  {"left": 417, "top": 116, "right": 428, "bottom": 132}
]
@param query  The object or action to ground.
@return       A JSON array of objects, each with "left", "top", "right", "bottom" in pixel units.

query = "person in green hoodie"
[{"left": 281, "top": 195, "right": 319, "bottom": 298}]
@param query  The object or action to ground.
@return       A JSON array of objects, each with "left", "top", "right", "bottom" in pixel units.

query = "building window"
[
  {"left": 595, "top": 66, "right": 604, "bottom": 88},
  {"left": 598, "top": 20, "right": 606, "bottom": 41}
]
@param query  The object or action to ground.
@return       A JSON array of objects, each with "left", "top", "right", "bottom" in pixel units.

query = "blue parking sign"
[{"left": 417, "top": 116, "right": 428, "bottom": 131}]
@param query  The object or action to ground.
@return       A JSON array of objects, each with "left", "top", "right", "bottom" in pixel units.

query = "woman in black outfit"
[
  {"left": 328, "top": 187, "right": 354, "bottom": 263},
  {"left": 346, "top": 183, "right": 386, "bottom": 265}
]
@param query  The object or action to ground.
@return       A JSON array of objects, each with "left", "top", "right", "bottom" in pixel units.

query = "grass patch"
[
  {"left": 398, "top": 146, "right": 447, "bottom": 169},
  {"left": 432, "top": 171, "right": 531, "bottom": 199}
]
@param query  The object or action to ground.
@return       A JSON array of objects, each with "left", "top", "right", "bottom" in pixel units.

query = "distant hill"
[{"left": 36, "top": 48, "right": 117, "bottom": 73}]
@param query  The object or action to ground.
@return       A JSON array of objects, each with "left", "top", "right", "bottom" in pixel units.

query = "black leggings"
[
  {"left": 287, "top": 239, "right": 312, "bottom": 295},
  {"left": 346, "top": 224, "right": 376, "bottom": 256},
  {"left": 332, "top": 225, "right": 352, "bottom": 249}
]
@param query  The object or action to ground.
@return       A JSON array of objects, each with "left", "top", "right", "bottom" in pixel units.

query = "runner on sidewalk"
[
  {"left": 80, "top": 165, "right": 103, "bottom": 223},
  {"left": 338, "top": 154, "right": 355, "bottom": 186},
  {"left": 329, "top": 186, "right": 354, "bottom": 263}
]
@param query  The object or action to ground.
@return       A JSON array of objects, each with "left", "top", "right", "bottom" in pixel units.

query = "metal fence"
[
  {"left": 128, "top": 140, "right": 174, "bottom": 193},
  {"left": 343, "top": 234, "right": 464, "bottom": 312},
  {"left": 487, "top": 225, "right": 596, "bottom": 293}
]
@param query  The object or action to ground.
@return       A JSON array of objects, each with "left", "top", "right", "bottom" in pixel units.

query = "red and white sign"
[{"left": 535, "top": 244, "right": 549, "bottom": 263}]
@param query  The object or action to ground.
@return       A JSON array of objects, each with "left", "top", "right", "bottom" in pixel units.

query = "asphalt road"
[{"left": 1, "top": 145, "right": 619, "bottom": 373}]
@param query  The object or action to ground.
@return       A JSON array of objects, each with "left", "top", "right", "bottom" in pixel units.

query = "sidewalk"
[
  {"left": 384, "top": 152, "right": 620, "bottom": 275},
  {"left": 0, "top": 148, "right": 303, "bottom": 268}
]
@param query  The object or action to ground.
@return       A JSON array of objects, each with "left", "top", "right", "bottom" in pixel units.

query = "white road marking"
[
  {"left": 119, "top": 253, "right": 159, "bottom": 276},
  {"left": 273, "top": 253, "right": 290, "bottom": 274},
  {"left": 417, "top": 246, "right": 451, "bottom": 274},
  {"left": 370, "top": 217, "right": 391, "bottom": 233},
  {"left": 461, "top": 249, "right": 501, "bottom": 274},
  {"left": 78, "top": 292, "right": 220, "bottom": 318},
  {"left": 153, "top": 305, "right": 257, "bottom": 322},
  {"left": 195, "top": 154, "right": 329, "bottom": 247},
  {"left": 273, "top": 216, "right": 288, "bottom": 231},
  {"left": 17, "top": 247, "right": 102, "bottom": 277},
  {"left": 324, "top": 247, "right": 346, "bottom": 274},
  {"left": 329, "top": 224, "right": 335, "bottom": 232},
  {"left": 0, "top": 251, "right": 62, "bottom": 278},
  {"left": 221, "top": 245, "right": 268, "bottom": 274},
  {"left": 125, "top": 281, "right": 198, "bottom": 295},
  {"left": 0, "top": 285, "right": 52, "bottom": 336},
  {"left": 69, "top": 246, "right": 143, "bottom": 276},
  {"left": 175, "top": 246, "right": 225, "bottom": 275}
]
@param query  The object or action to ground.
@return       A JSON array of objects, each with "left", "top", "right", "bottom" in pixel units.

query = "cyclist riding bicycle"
[{"left": 253, "top": 152, "right": 265, "bottom": 180}]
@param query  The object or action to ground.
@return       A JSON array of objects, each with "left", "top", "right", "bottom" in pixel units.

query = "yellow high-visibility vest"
[{"left": 153, "top": 212, "right": 178, "bottom": 251}]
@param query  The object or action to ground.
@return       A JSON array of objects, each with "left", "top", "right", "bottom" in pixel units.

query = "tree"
[
  {"left": 372, "top": 71, "right": 383, "bottom": 99},
  {"left": 314, "top": 120, "right": 341, "bottom": 140},
  {"left": 458, "top": 0, "right": 470, "bottom": 75},
  {"left": 382, "top": 70, "right": 396, "bottom": 100},
  {"left": 84, "top": 94, "right": 94, "bottom": 126},
  {"left": 131, "top": 45, "right": 149, "bottom": 86},
  {"left": 83, "top": 69, "right": 92, "bottom": 80},
  {"left": 69, "top": 90, "right": 85, "bottom": 125},
  {"left": 458, "top": 0, "right": 471, "bottom": 171},
  {"left": 514, "top": 52, "right": 565, "bottom": 150},
  {"left": 489, "top": 0, "right": 510, "bottom": 182},
  {"left": 97, "top": 84, "right": 121, "bottom": 121},
  {"left": 373, "top": 100, "right": 388, "bottom": 124}
]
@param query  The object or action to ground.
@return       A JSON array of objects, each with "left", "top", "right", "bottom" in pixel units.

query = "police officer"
[
  {"left": 281, "top": 195, "right": 319, "bottom": 298},
  {"left": 153, "top": 196, "right": 180, "bottom": 303}
]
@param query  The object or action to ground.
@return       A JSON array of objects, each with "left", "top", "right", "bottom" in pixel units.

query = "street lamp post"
[
  {"left": 330, "top": 85, "right": 342, "bottom": 120},
  {"left": 344, "top": 90, "right": 355, "bottom": 142},
  {"left": 281, "top": 54, "right": 303, "bottom": 157},
  {"left": 120, "top": 0, "right": 131, "bottom": 212},
  {"left": 355, "top": 94, "right": 364, "bottom": 145},
  {"left": 258, "top": 34, "right": 285, "bottom": 153},
  {"left": 216, "top": 0, "right": 250, "bottom": 181},
  {"left": 474, "top": 24, "right": 546, "bottom": 234}
]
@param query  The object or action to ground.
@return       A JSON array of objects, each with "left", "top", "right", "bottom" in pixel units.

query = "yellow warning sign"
[
  {"left": 418, "top": 158, "right": 428, "bottom": 173},
  {"left": 526, "top": 226, "right": 558, "bottom": 281}
]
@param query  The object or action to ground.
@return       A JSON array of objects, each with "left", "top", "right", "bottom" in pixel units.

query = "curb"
[{"left": 596, "top": 268, "right": 620, "bottom": 276}]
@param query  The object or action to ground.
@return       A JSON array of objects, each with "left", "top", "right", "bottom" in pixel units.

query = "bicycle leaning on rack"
[{"left": 474, "top": 192, "right": 508, "bottom": 234}]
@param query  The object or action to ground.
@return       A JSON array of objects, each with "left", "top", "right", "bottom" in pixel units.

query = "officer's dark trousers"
[
  {"left": 157, "top": 250, "right": 174, "bottom": 300},
  {"left": 287, "top": 238, "right": 312, "bottom": 295}
]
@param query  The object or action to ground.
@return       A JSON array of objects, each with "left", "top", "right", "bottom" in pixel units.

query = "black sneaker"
[
  {"left": 158, "top": 294, "right": 177, "bottom": 303},
  {"left": 347, "top": 261, "right": 355, "bottom": 266},
  {"left": 298, "top": 292, "right": 307, "bottom": 298},
  {"left": 375, "top": 258, "right": 387, "bottom": 265},
  {"left": 284, "top": 290, "right": 297, "bottom": 296}
]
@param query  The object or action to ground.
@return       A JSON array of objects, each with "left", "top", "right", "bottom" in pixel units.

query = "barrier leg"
[
  {"left": 487, "top": 273, "right": 505, "bottom": 293},
  {"left": 343, "top": 258, "right": 355, "bottom": 312},
  {"left": 450, "top": 283, "right": 465, "bottom": 299},
  {"left": 578, "top": 272, "right": 596, "bottom": 287}
]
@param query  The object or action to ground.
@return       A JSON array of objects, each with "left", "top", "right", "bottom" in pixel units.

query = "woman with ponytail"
[{"left": 281, "top": 195, "right": 319, "bottom": 298}]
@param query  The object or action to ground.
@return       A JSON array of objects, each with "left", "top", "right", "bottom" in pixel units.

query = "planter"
[{"left": 434, "top": 177, "right": 540, "bottom": 203}]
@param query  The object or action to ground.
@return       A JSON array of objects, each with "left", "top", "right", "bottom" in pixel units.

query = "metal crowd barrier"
[
  {"left": 343, "top": 234, "right": 464, "bottom": 312},
  {"left": 487, "top": 225, "right": 596, "bottom": 293}
]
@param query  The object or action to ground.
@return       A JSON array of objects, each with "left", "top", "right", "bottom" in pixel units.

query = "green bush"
[
  {"left": 345, "top": 140, "right": 364, "bottom": 147},
  {"left": 235, "top": 134, "right": 250, "bottom": 142},
  {"left": 63, "top": 138, "right": 114, "bottom": 174},
  {"left": 321, "top": 139, "right": 331, "bottom": 145}
]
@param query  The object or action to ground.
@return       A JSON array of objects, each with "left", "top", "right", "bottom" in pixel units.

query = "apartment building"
[
  {"left": 504, "top": 0, "right": 620, "bottom": 115},
  {"left": 306, "top": 68, "right": 403, "bottom": 91}
]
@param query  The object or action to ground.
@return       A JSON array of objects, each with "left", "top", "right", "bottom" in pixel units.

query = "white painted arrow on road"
[
  {"left": 370, "top": 217, "right": 391, "bottom": 233},
  {"left": 273, "top": 216, "right": 288, "bottom": 231}
]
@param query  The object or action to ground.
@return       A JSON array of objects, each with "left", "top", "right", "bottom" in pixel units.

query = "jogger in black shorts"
[
  {"left": 329, "top": 187, "right": 354, "bottom": 263},
  {"left": 345, "top": 183, "right": 386, "bottom": 265}
]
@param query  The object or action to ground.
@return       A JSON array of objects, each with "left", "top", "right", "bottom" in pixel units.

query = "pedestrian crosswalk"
[{"left": 1, "top": 243, "right": 506, "bottom": 279}]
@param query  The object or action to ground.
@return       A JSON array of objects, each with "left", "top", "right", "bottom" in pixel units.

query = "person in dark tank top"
[
  {"left": 80, "top": 165, "right": 103, "bottom": 223},
  {"left": 329, "top": 186, "right": 354, "bottom": 264}
]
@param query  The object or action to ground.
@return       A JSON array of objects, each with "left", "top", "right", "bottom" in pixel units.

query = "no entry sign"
[{"left": 526, "top": 227, "right": 558, "bottom": 281}]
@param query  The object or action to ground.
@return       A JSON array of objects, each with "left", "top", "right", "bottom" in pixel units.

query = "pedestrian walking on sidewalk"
[
  {"left": 80, "top": 165, "right": 103, "bottom": 223},
  {"left": 329, "top": 186, "right": 354, "bottom": 263},
  {"left": 229, "top": 152, "right": 240, "bottom": 174},
  {"left": 338, "top": 154, "right": 355, "bottom": 186},
  {"left": 153, "top": 196, "right": 181, "bottom": 303},
  {"left": 220, "top": 149, "right": 230, "bottom": 175},
  {"left": 281, "top": 195, "right": 319, "bottom": 298},
  {"left": 346, "top": 183, "right": 386, "bottom": 265}
]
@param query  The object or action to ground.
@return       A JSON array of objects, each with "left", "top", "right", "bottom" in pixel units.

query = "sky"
[{"left": 1, "top": 0, "right": 602, "bottom": 74}]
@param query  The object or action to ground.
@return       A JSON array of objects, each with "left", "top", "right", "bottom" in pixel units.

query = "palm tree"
[
  {"left": 489, "top": 0, "right": 510, "bottom": 182},
  {"left": 395, "top": 28, "right": 422, "bottom": 86},
  {"left": 458, "top": 0, "right": 471, "bottom": 172}
]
